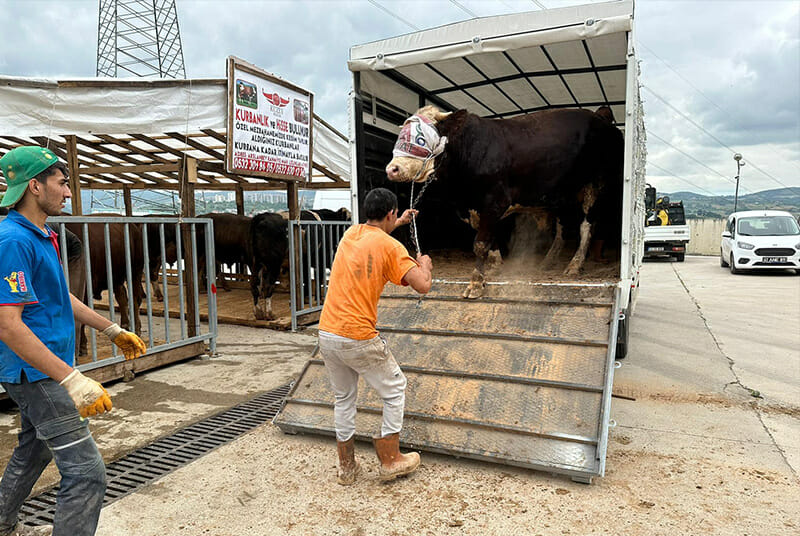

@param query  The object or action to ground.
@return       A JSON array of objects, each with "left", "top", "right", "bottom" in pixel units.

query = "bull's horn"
[{"left": 434, "top": 110, "right": 452, "bottom": 122}]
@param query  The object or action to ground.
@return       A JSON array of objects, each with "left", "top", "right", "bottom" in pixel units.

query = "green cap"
[{"left": 0, "top": 146, "right": 60, "bottom": 207}]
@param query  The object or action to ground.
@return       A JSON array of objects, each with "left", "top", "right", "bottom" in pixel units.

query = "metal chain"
[{"left": 408, "top": 153, "right": 436, "bottom": 257}]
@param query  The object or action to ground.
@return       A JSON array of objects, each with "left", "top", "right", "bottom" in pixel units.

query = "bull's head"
[{"left": 385, "top": 106, "right": 451, "bottom": 183}]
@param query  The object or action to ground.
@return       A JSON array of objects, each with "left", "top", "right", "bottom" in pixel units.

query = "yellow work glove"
[
  {"left": 102, "top": 323, "right": 147, "bottom": 360},
  {"left": 60, "top": 369, "right": 113, "bottom": 418}
]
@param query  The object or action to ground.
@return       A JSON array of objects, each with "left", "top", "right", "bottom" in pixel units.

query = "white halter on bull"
[{"left": 391, "top": 114, "right": 447, "bottom": 257}]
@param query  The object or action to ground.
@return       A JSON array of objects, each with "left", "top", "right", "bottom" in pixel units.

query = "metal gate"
[
  {"left": 275, "top": 279, "right": 621, "bottom": 483},
  {"left": 288, "top": 219, "right": 350, "bottom": 331},
  {"left": 1, "top": 215, "right": 217, "bottom": 392}
]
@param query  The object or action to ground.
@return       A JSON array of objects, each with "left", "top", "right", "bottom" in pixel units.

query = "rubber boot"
[
  {"left": 372, "top": 432, "right": 420, "bottom": 481},
  {"left": 336, "top": 437, "right": 359, "bottom": 485}
]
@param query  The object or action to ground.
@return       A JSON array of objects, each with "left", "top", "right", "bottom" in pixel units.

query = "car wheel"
[
  {"left": 675, "top": 253, "right": 685, "bottom": 262},
  {"left": 720, "top": 250, "right": 728, "bottom": 267},
  {"left": 729, "top": 254, "right": 739, "bottom": 274}
]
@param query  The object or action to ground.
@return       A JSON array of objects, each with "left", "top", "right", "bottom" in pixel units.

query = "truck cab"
[{"left": 643, "top": 185, "right": 690, "bottom": 261}]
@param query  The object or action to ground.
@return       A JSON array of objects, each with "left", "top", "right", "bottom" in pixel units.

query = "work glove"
[
  {"left": 103, "top": 323, "right": 147, "bottom": 360},
  {"left": 60, "top": 369, "right": 113, "bottom": 418}
]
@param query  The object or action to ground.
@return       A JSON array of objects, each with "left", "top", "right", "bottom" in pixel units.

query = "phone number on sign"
[{"left": 233, "top": 158, "right": 306, "bottom": 177}]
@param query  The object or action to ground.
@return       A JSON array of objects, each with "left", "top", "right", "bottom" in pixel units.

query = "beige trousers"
[{"left": 318, "top": 331, "right": 407, "bottom": 442}]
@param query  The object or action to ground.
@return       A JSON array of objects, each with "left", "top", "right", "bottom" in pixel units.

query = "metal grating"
[{"left": 19, "top": 383, "right": 291, "bottom": 527}]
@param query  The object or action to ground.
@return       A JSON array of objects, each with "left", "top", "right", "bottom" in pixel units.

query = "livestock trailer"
[{"left": 275, "top": 0, "right": 646, "bottom": 483}]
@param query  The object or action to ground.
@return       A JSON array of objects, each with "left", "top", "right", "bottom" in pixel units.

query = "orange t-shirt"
[{"left": 319, "top": 224, "right": 418, "bottom": 340}]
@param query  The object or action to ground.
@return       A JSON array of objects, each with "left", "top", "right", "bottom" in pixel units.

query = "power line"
[
  {"left": 639, "top": 40, "right": 800, "bottom": 176},
  {"left": 530, "top": 0, "right": 547, "bottom": 9},
  {"left": 642, "top": 85, "right": 793, "bottom": 190},
  {"left": 365, "top": 0, "right": 420, "bottom": 30},
  {"left": 648, "top": 130, "right": 753, "bottom": 195},
  {"left": 449, "top": 0, "right": 477, "bottom": 18},
  {"left": 647, "top": 162, "right": 724, "bottom": 198}
]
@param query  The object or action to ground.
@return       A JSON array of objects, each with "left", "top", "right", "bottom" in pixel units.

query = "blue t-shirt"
[{"left": 0, "top": 210, "right": 75, "bottom": 383}]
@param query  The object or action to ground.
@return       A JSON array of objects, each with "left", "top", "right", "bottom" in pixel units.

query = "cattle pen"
[
  {"left": 276, "top": 0, "right": 647, "bottom": 484},
  {"left": 0, "top": 72, "right": 352, "bottom": 388}
]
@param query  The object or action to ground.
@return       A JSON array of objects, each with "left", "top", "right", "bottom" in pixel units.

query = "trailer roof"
[
  {"left": 349, "top": 0, "right": 632, "bottom": 127},
  {"left": 0, "top": 76, "right": 350, "bottom": 191}
]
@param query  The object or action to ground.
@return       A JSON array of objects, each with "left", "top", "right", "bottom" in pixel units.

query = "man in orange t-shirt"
[{"left": 318, "top": 188, "right": 432, "bottom": 486}]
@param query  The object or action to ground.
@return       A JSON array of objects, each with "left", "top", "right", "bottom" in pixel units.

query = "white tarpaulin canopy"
[
  {"left": 0, "top": 76, "right": 350, "bottom": 189},
  {"left": 349, "top": 0, "right": 632, "bottom": 129}
]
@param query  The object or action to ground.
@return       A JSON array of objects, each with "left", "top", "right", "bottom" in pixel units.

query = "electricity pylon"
[{"left": 97, "top": 0, "right": 186, "bottom": 78}]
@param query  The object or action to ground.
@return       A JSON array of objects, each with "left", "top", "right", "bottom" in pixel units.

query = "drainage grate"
[{"left": 20, "top": 382, "right": 292, "bottom": 526}]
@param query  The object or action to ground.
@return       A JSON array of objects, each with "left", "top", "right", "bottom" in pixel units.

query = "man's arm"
[
  {"left": 402, "top": 254, "right": 433, "bottom": 295},
  {"left": 70, "top": 293, "right": 113, "bottom": 332},
  {"left": 0, "top": 304, "right": 73, "bottom": 381},
  {"left": 393, "top": 209, "right": 418, "bottom": 232}
]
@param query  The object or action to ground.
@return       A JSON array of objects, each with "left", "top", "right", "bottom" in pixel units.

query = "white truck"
[
  {"left": 643, "top": 186, "right": 691, "bottom": 261},
  {"left": 277, "top": 0, "right": 646, "bottom": 484}
]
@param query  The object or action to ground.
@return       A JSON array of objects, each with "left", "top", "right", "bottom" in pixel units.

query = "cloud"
[{"left": 0, "top": 0, "right": 797, "bottom": 195}]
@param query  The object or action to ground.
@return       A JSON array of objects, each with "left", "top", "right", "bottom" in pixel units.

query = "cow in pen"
[{"left": 385, "top": 105, "right": 624, "bottom": 298}]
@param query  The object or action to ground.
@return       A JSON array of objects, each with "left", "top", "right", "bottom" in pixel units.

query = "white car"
[{"left": 720, "top": 210, "right": 800, "bottom": 274}]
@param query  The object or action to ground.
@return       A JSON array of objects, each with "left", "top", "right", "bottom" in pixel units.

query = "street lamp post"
[{"left": 733, "top": 153, "right": 745, "bottom": 212}]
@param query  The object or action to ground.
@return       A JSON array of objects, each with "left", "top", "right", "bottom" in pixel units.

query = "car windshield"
[{"left": 737, "top": 216, "right": 800, "bottom": 236}]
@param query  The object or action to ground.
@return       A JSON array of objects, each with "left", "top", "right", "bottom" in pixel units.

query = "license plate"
[
  {"left": 762, "top": 257, "right": 787, "bottom": 263},
  {"left": 648, "top": 246, "right": 664, "bottom": 252}
]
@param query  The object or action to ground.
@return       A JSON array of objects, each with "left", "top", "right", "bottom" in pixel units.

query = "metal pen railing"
[
  {"left": 45, "top": 216, "right": 217, "bottom": 371},
  {"left": 288, "top": 220, "right": 350, "bottom": 331}
]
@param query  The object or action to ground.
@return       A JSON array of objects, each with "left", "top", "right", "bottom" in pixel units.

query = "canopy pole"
[
  {"left": 65, "top": 135, "right": 83, "bottom": 215},
  {"left": 180, "top": 156, "right": 198, "bottom": 337},
  {"left": 123, "top": 186, "right": 133, "bottom": 216},
  {"left": 235, "top": 185, "right": 245, "bottom": 215}
]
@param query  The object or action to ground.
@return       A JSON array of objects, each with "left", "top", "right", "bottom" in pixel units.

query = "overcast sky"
[{"left": 0, "top": 0, "right": 797, "bottom": 196}]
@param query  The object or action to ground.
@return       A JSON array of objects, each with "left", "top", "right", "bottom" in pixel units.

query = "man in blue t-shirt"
[{"left": 0, "top": 146, "right": 147, "bottom": 536}]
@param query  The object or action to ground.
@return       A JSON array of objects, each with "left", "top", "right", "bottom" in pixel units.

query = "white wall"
[{"left": 687, "top": 218, "right": 727, "bottom": 255}]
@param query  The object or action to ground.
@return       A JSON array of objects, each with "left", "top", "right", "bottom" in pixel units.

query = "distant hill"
[{"left": 662, "top": 187, "right": 800, "bottom": 220}]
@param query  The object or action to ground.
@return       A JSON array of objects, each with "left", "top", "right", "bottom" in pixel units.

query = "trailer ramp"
[{"left": 275, "top": 280, "right": 619, "bottom": 483}]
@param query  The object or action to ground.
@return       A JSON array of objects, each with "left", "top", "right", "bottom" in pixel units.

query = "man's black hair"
[
  {"left": 364, "top": 188, "right": 398, "bottom": 220},
  {"left": 33, "top": 161, "right": 68, "bottom": 184}
]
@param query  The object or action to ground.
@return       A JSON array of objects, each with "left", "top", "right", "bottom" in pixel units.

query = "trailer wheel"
[
  {"left": 616, "top": 308, "right": 629, "bottom": 360},
  {"left": 675, "top": 253, "right": 685, "bottom": 262}
]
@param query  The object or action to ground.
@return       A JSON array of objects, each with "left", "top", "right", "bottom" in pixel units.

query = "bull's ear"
[{"left": 433, "top": 110, "right": 452, "bottom": 122}]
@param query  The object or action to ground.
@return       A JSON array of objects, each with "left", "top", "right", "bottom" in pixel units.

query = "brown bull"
[{"left": 385, "top": 105, "right": 623, "bottom": 298}]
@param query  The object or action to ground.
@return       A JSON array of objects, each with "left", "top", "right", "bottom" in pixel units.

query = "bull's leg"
[
  {"left": 151, "top": 266, "right": 164, "bottom": 301},
  {"left": 116, "top": 283, "right": 131, "bottom": 331},
  {"left": 540, "top": 218, "right": 564, "bottom": 269},
  {"left": 217, "top": 262, "right": 230, "bottom": 292},
  {"left": 132, "top": 280, "right": 144, "bottom": 336},
  {"left": 565, "top": 185, "right": 599, "bottom": 276},
  {"left": 464, "top": 208, "right": 503, "bottom": 299},
  {"left": 79, "top": 325, "right": 88, "bottom": 357},
  {"left": 252, "top": 267, "right": 266, "bottom": 320}
]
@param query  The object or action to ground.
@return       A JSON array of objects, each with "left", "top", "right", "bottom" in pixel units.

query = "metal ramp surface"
[{"left": 274, "top": 280, "right": 620, "bottom": 482}]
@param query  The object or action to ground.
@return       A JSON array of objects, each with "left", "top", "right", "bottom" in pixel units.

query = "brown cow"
[
  {"left": 196, "top": 213, "right": 253, "bottom": 292},
  {"left": 385, "top": 105, "right": 624, "bottom": 298},
  {"left": 65, "top": 217, "right": 145, "bottom": 337}
]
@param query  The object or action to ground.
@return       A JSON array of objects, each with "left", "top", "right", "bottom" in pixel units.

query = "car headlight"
[
  {"left": 795, "top": 242, "right": 800, "bottom": 250},
  {"left": 737, "top": 241, "right": 755, "bottom": 250}
]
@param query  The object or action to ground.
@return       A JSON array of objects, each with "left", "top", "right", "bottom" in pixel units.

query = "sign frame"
[{"left": 226, "top": 56, "right": 314, "bottom": 182}]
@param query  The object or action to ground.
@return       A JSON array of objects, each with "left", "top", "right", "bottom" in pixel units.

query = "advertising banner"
[{"left": 226, "top": 56, "right": 313, "bottom": 181}]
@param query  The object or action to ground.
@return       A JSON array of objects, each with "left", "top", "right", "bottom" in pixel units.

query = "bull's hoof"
[
  {"left": 564, "top": 262, "right": 583, "bottom": 277},
  {"left": 253, "top": 308, "right": 266, "bottom": 320},
  {"left": 462, "top": 282, "right": 485, "bottom": 299}
]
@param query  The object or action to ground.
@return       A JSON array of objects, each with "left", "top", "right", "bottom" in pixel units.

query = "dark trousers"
[{"left": 0, "top": 374, "right": 106, "bottom": 536}]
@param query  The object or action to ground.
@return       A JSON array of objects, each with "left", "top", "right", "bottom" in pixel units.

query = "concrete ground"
[{"left": 1, "top": 256, "right": 798, "bottom": 535}]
